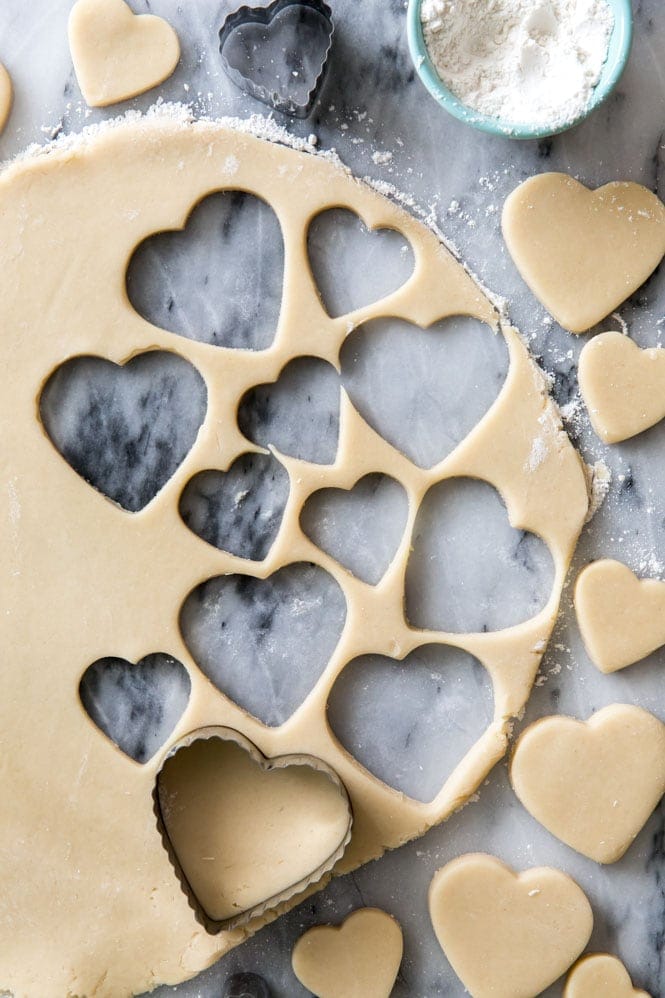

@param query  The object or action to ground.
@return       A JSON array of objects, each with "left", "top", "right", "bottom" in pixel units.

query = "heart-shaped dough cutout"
[
  {"left": 579, "top": 331, "right": 665, "bottom": 443},
  {"left": 79, "top": 653, "right": 191, "bottom": 763},
  {"left": 511, "top": 704, "right": 665, "bottom": 864},
  {"left": 429, "top": 853, "right": 593, "bottom": 998},
  {"left": 502, "top": 174, "right": 665, "bottom": 333},
  {"left": 155, "top": 727, "right": 352, "bottom": 931},
  {"left": 69, "top": 0, "right": 180, "bottom": 108},
  {"left": 0, "top": 63, "right": 13, "bottom": 134},
  {"left": 565, "top": 953, "right": 651, "bottom": 998},
  {"left": 292, "top": 907, "right": 403, "bottom": 998},
  {"left": 575, "top": 559, "right": 665, "bottom": 673}
]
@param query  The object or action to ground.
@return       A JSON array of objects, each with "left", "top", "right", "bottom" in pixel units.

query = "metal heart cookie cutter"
[
  {"left": 219, "top": 0, "right": 334, "bottom": 118},
  {"left": 153, "top": 725, "right": 353, "bottom": 933}
]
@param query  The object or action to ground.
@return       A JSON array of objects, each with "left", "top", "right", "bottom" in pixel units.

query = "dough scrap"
[
  {"left": 428, "top": 853, "right": 593, "bottom": 998},
  {"left": 69, "top": 0, "right": 180, "bottom": 107},
  {"left": 291, "top": 907, "right": 403, "bottom": 998},
  {"left": 564, "top": 953, "right": 651, "bottom": 998},
  {"left": 155, "top": 727, "right": 352, "bottom": 930},
  {"left": 575, "top": 559, "right": 665, "bottom": 673},
  {"left": 579, "top": 330, "right": 665, "bottom": 443},
  {"left": 0, "top": 114, "right": 589, "bottom": 996},
  {"left": 0, "top": 62, "right": 12, "bottom": 134},
  {"left": 510, "top": 704, "right": 665, "bottom": 864},
  {"left": 502, "top": 173, "right": 665, "bottom": 333}
]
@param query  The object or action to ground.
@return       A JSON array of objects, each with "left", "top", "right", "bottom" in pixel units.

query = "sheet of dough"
[{"left": 0, "top": 113, "right": 589, "bottom": 996}]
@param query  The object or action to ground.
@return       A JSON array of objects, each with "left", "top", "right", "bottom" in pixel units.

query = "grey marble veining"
[{"left": 2, "top": 0, "right": 665, "bottom": 995}]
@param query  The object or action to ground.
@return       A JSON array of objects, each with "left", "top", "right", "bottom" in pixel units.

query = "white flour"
[{"left": 421, "top": 0, "right": 614, "bottom": 129}]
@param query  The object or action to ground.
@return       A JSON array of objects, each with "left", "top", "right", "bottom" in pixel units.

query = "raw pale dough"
[
  {"left": 565, "top": 953, "right": 651, "bottom": 998},
  {"left": 291, "top": 907, "right": 403, "bottom": 998},
  {"left": 428, "top": 853, "right": 593, "bottom": 998},
  {"left": 575, "top": 559, "right": 665, "bottom": 672},
  {"left": 502, "top": 174, "right": 665, "bottom": 333},
  {"left": 510, "top": 704, "right": 665, "bottom": 863},
  {"left": 69, "top": 0, "right": 180, "bottom": 107},
  {"left": 156, "top": 727, "right": 352, "bottom": 929},
  {"left": 0, "top": 62, "right": 12, "bottom": 133},
  {"left": 579, "top": 330, "right": 665, "bottom": 442},
  {"left": 0, "top": 112, "right": 589, "bottom": 996}
]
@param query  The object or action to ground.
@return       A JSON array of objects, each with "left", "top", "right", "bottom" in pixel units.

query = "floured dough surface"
[
  {"left": 0, "top": 114, "right": 589, "bottom": 996},
  {"left": 502, "top": 173, "right": 665, "bottom": 333},
  {"left": 565, "top": 953, "right": 651, "bottom": 998},
  {"left": 510, "top": 704, "right": 665, "bottom": 863},
  {"left": 0, "top": 62, "right": 12, "bottom": 133},
  {"left": 428, "top": 853, "right": 593, "bottom": 998},
  {"left": 579, "top": 330, "right": 665, "bottom": 442},
  {"left": 291, "top": 907, "right": 403, "bottom": 998},
  {"left": 69, "top": 0, "right": 180, "bottom": 107},
  {"left": 575, "top": 559, "right": 665, "bottom": 672}
]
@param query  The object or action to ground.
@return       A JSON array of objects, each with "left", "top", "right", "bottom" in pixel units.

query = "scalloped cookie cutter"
[
  {"left": 154, "top": 725, "right": 352, "bottom": 932},
  {"left": 0, "top": 115, "right": 589, "bottom": 996},
  {"left": 219, "top": 0, "right": 333, "bottom": 117}
]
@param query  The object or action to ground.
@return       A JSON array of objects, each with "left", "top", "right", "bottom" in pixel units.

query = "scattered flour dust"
[{"left": 420, "top": 0, "right": 614, "bottom": 130}]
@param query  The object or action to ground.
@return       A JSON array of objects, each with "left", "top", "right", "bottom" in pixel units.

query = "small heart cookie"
[
  {"left": 292, "top": 908, "right": 403, "bottom": 998},
  {"left": 429, "top": 853, "right": 593, "bottom": 998},
  {"left": 575, "top": 559, "right": 665, "bottom": 673},
  {"left": 502, "top": 174, "right": 665, "bottom": 333},
  {"left": 511, "top": 704, "right": 665, "bottom": 864},
  {"left": 69, "top": 0, "right": 180, "bottom": 108},
  {"left": 579, "top": 331, "right": 665, "bottom": 443},
  {"left": 565, "top": 953, "right": 651, "bottom": 997},
  {"left": 0, "top": 63, "right": 12, "bottom": 134}
]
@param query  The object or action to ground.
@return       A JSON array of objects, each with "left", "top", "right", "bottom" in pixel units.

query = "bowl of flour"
[{"left": 406, "top": 0, "right": 632, "bottom": 138}]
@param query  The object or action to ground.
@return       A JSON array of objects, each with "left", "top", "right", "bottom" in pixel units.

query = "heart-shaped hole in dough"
[
  {"left": 308, "top": 208, "right": 414, "bottom": 317},
  {"left": 180, "top": 564, "right": 346, "bottom": 726},
  {"left": 154, "top": 726, "right": 352, "bottom": 931},
  {"left": 79, "top": 653, "right": 191, "bottom": 763},
  {"left": 39, "top": 351, "right": 207, "bottom": 512},
  {"left": 127, "top": 191, "right": 284, "bottom": 351},
  {"left": 406, "top": 477, "right": 554, "bottom": 632},
  {"left": 179, "top": 452, "right": 290, "bottom": 562},
  {"left": 300, "top": 473, "right": 408, "bottom": 584},
  {"left": 328, "top": 645, "right": 493, "bottom": 801},
  {"left": 238, "top": 356, "right": 341, "bottom": 465},
  {"left": 340, "top": 317, "right": 508, "bottom": 469}
]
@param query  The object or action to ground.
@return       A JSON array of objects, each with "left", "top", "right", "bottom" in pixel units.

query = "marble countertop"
[{"left": 3, "top": 0, "right": 665, "bottom": 995}]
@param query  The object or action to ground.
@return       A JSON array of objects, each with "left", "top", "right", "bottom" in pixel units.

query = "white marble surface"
[{"left": 2, "top": 0, "right": 665, "bottom": 995}]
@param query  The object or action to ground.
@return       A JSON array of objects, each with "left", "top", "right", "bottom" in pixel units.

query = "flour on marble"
[{"left": 421, "top": 0, "right": 614, "bottom": 129}]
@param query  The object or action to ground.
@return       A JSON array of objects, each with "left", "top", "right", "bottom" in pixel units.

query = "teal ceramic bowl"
[{"left": 406, "top": 0, "right": 633, "bottom": 139}]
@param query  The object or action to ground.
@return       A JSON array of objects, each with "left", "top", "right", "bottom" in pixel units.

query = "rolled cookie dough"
[
  {"left": 428, "top": 853, "right": 593, "bottom": 998},
  {"left": 0, "top": 62, "right": 12, "bottom": 133},
  {"left": 575, "top": 559, "right": 665, "bottom": 672},
  {"left": 0, "top": 111, "right": 588, "bottom": 996},
  {"left": 502, "top": 173, "right": 665, "bottom": 333},
  {"left": 510, "top": 704, "right": 665, "bottom": 863},
  {"left": 291, "top": 907, "right": 403, "bottom": 998},
  {"left": 69, "top": 0, "right": 180, "bottom": 107}
]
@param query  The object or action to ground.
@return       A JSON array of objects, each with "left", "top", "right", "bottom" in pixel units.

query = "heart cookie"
[
  {"left": 575, "top": 559, "right": 665, "bottom": 673},
  {"left": 565, "top": 953, "right": 651, "bottom": 998},
  {"left": 69, "top": 0, "right": 180, "bottom": 108},
  {"left": 579, "top": 331, "right": 665, "bottom": 443},
  {"left": 511, "top": 704, "right": 665, "bottom": 864},
  {"left": 502, "top": 174, "right": 665, "bottom": 333},
  {"left": 155, "top": 727, "right": 352, "bottom": 931},
  {"left": 428, "top": 853, "right": 593, "bottom": 998},
  {"left": 0, "top": 62, "right": 12, "bottom": 134},
  {"left": 292, "top": 907, "right": 403, "bottom": 998}
]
